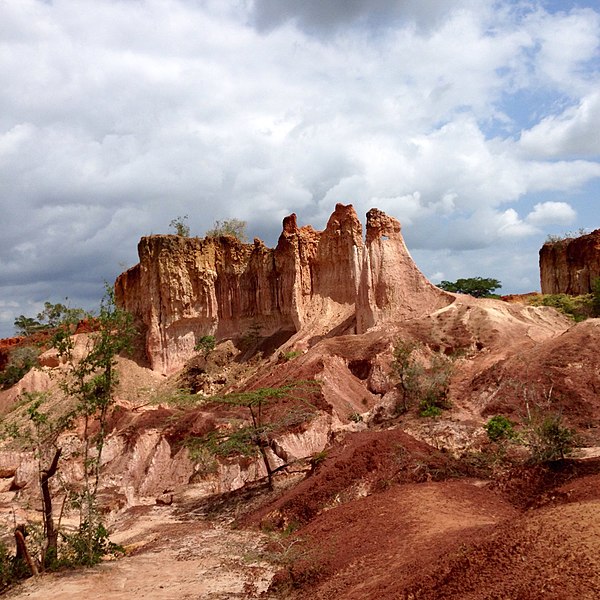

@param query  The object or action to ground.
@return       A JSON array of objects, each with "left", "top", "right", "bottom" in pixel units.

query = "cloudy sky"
[{"left": 1, "top": 0, "right": 599, "bottom": 337}]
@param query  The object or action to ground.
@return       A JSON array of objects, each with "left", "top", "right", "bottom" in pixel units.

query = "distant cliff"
[
  {"left": 115, "top": 204, "right": 452, "bottom": 373},
  {"left": 539, "top": 229, "right": 600, "bottom": 295}
]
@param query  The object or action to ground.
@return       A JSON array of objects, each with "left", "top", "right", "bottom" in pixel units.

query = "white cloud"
[
  {"left": 0, "top": 0, "right": 599, "bottom": 336},
  {"left": 519, "top": 92, "right": 600, "bottom": 158},
  {"left": 526, "top": 201, "right": 577, "bottom": 226}
]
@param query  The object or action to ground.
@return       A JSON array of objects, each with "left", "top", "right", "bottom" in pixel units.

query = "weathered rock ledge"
[
  {"left": 539, "top": 228, "right": 600, "bottom": 295},
  {"left": 115, "top": 204, "right": 452, "bottom": 373}
]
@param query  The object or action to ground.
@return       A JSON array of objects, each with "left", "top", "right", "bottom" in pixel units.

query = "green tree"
[
  {"left": 51, "top": 285, "right": 136, "bottom": 564},
  {"left": 13, "top": 315, "right": 44, "bottom": 337},
  {"left": 192, "top": 381, "right": 319, "bottom": 489},
  {"left": 14, "top": 301, "right": 84, "bottom": 337},
  {"left": 206, "top": 218, "right": 248, "bottom": 242},
  {"left": 169, "top": 215, "right": 190, "bottom": 237},
  {"left": 37, "top": 302, "right": 85, "bottom": 328},
  {"left": 438, "top": 277, "right": 502, "bottom": 298}
]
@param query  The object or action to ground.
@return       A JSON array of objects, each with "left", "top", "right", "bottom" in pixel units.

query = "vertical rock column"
[{"left": 356, "top": 208, "right": 452, "bottom": 333}]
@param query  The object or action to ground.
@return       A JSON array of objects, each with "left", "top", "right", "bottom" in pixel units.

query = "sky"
[{"left": 1, "top": 0, "right": 599, "bottom": 337}]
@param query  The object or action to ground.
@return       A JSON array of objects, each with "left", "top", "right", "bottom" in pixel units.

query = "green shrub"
[
  {"left": 484, "top": 415, "right": 516, "bottom": 442},
  {"left": 194, "top": 335, "right": 216, "bottom": 357},
  {"left": 206, "top": 218, "right": 247, "bottom": 242},
  {"left": 61, "top": 521, "right": 123, "bottom": 567},
  {"left": 524, "top": 412, "right": 576, "bottom": 463},
  {"left": 169, "top": 215, "right": 190, "bottom": 237},
  {"left": 391, "top": 340, "right": 453, "bottom": 417},
  {"left": 419, "top": 403, "right": 443, "bottom": 418},
  {"left": 279, "top": 350, "right": 301, "bottom": 362},
  {"left": 0, "top": 346, "right": 40, "bottom": 389},
  {"left": 528, "top": 293, "right": 594, "bottom": 321}
]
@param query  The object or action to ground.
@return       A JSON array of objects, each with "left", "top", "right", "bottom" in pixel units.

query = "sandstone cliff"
[
  {"left": 539, "top": 229, "right": 600, "bottom": 295},
  {"left": 115, "top": 204, "right": 452, "bottom": 373}
]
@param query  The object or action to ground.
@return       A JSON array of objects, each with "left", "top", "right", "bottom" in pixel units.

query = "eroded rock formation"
[
  {"left": 115, "top": 204, "right": 452, "bottom": 373},
  {"left": 540, "top": 229, "right": 600, "bottom": 295}
]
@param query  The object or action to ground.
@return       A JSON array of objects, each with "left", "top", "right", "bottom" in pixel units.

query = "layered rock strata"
[
  {"left": 115, "top": 204, "right": 452, "bottom": 373},
  {"left": 539, "top": 229, "right": 600, "bottom": 295}
]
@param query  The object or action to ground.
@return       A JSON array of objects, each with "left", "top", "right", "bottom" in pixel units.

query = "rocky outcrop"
[
  {"left": 356, "top": 208, "right": 451, "bottom": 333},
  {"left": 115, "top": 204, "right": 453, "bottom": 373},
  {"left": 540, "top": 229, "right": 600, "bottom": 295}
]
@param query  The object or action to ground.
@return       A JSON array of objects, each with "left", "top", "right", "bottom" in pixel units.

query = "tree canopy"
[
  {"left": 438, "top": 277, "right": 502, "bottom": 298},
  {"left": 14, "top": 302, "right": 85, "bottom": 336}
]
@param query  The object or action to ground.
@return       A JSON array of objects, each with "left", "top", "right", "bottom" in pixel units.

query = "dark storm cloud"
[{"left": 251, "top": 0, "right": 485, "bottom": 34}]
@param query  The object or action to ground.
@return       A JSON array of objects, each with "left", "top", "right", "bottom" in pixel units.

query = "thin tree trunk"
[
  {"left": 41, "top": 448, "right": 62, "bottom": 568},
  {"left": 15, "top": 526, "right": 38, "bottom": 577}
]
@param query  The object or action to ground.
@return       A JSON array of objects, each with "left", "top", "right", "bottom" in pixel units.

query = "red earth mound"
[
  {"left": 264, "top": 456, "right": 600, "bottom": 600},
  {"left": 246, "top": 429, "right": 459, "bottom": 531}
]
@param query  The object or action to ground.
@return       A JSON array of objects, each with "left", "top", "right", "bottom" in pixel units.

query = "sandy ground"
[{"left": 4, "top": 505, "right": 278, "bottom": 600}]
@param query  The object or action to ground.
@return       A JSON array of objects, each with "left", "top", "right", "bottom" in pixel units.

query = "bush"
[
  {"left": 0, "top": 346, "right": 40, "bottom": 389},
  {"left": 279, "top": 350, "right": 301, "bottom": 362},
  {"left": 61, "top": 521, "right": 122, "bottom": 567},
  {"left": 485, "top": 415, "right": 516, "bottom": 443},
  {"left": 419, "top": 404, "right": 443, "bottom": 418},
  {"left": 390, "top": 340, "right": 453, "bottom": 417},
  {"left": 206, "top": 218, "right": 247, "bottom": 242},
  {"left": 528, "top": 293, "right": 594, "bottom": 322},
  {"left": 524, "top": 412, "right": 576, "bottom": 463},
  {"left": 194, "top": 335, "right": 216, "bottom": 357},
  {"left": 169, "top": 215, "right": 190, "bottom": 237}
]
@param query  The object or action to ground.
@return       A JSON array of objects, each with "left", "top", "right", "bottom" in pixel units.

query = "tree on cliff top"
[
  {"left": 169, "top": 215, "right": 190, "bottom": 237},
  {"left": 438, "top": 277, "right": 501, "bottom": 298},
  {"left": 205, "top": 218, "right": 247, "bottom": 242},
  {"left": 14, "top": 301, "right": 85, "bottom": 336}
]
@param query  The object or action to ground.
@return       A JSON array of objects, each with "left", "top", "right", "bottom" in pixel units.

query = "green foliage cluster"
[
  {"left": 14, "top": 301, "right": 85, "bottom": 337},
  {"left": 524, "top": 412, "right": 576, "bottom": 463},
  {"left": 2, "top": 287, "right": 136, "bottom": 583},
  {"left": 59, "top": 522, "right": 123, "bottom": 568},
  {"left": 0, "top": 346, "right": 40, "bottom": 390},
  {"left": 186, "top": 381, "right": 320, "bottom": 488},
  {"left": 189, "top": 425, "right": 262, "bottom": 459},
  {"left": 527, "top": 292, "right": 595, "bottom": 321},
  {"left": 205, "top": 218, "right": 248, "bottom": 242},
  {"left": 484, "top": 415, "right": 515, "bottom": 443},
  {"left": 0, "top": 539, "right": 21, "bottom": 593},
  {"left": 438, "top": 277, "right": 501, "bottom": 298},
  {"left": 484, "top": 407, "right": 576, "bottom": 464},
  {"left": 169, "top": 215, "right": 190, "bottom": 237},
  {"left": 279, "top": 350, "right": 302, "bottom": 362},
  {"left": 194, "top": 335, "right": 216, "bottom": 357},
  {"left": 390, "top": 340, "right": 453, "bottom": 417}
]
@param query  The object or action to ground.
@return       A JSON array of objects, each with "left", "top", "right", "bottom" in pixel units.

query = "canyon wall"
[
  {"left": 539, "top": 229, "right": 600, "bottom": 295},
  {"left": 115, "top": 204, "right": 452, "bottom": 373}
]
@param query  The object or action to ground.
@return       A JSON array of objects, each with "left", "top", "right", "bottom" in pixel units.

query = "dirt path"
[{"left": 5, "top": 505, "right": 278, "bottom": 600}]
